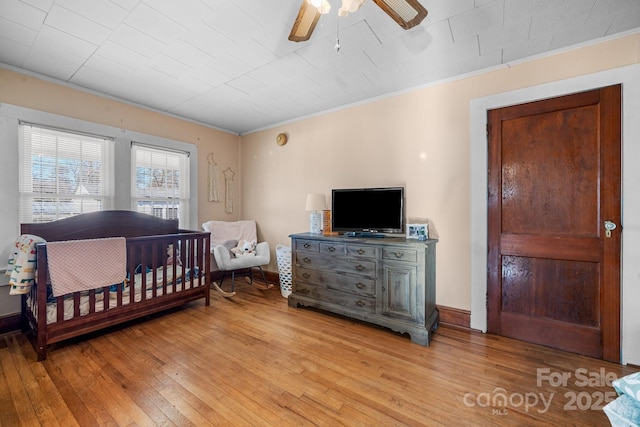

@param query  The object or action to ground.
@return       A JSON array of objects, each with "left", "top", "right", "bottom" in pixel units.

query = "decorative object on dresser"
[
  {"left": 288, "top": 233, "right": 438, "bottom": 345},
  {"left": 305, "top": 193, "right": 326, "bottom": 234},
  {"left": 322, "top": 209, "right": 332, "bottom": 235},
  {"left": 406, "top": 223, "right": 428, "bottom": 240}
]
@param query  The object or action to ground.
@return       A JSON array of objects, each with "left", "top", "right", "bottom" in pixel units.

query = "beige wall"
[
  {"left": 0, "top": 68, "right": 241, "bottom": 226},
  {"left": 1, "top": 33, "right": 638, "bottom": 314},
  {"left": 240, "top": 33, "right": 640, "bottom": 311}
]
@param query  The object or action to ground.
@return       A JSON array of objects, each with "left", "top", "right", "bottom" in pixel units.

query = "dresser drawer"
[
  {"left": 320, "top": 242, "right": 346, "bottom": 255},
  {"left": 334, "top": 258, "right": 377, "bottom": 279},
  {"left": 328, "top": 274, "right": 375, "bottom": 297},
  {"left": 295, "top": 239, "right": 319, "bottom": 252},
  {"left": 296, "top": 266, "right": 375, "bottom": 296},
  {"left": 295, "top": 283, "right": 375, "bottom": 314},
  {"left": 382, "top": 247, "right": 418, "bottom": 263},
  {"left": 346, "top": 244, "right": 377, "bottom": 258},
  {"left": 294, "top": 252, "right": 324, "bottom": 269},
  {"left": 294, "top": 252, "right": 376, "bottom": 278},
  {"left": 294, "top": 267, "right": 333, "bottom": 286}
]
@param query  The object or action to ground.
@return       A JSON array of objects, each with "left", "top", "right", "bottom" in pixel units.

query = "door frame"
[{"left": 470, "top": 63, "right": 640, "bottom": 365}]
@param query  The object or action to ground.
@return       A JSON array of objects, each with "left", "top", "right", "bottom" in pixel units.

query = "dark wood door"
[{"left": 487, "top": 85, "right": 621, "bottom": 362}]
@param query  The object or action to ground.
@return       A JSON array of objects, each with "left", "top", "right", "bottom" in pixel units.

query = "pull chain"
[{"left": 335, "top": 0, "right": 340, "bottom": 52}]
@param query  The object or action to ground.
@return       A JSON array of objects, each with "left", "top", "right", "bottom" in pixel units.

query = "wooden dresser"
[{"left": 288, "top": 233, "right": 438, "bottom": 345}]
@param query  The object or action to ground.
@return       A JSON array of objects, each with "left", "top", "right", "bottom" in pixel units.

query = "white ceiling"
[{"left": 1, "top": 0, "right": 639, "bottom": 135}]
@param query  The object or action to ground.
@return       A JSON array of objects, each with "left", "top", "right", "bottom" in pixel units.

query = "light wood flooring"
[{"left": 1, "top": 281, "right": 636, "bottom": 426}]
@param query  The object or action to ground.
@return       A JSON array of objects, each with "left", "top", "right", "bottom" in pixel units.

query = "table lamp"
[{"left": 305, "top": 193, "right": 326, "bottom": 233}]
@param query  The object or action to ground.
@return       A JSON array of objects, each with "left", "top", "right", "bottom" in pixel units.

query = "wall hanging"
[
  {"left": 223, "top": 167, "right": 235, "bottom": 213},
  {"left": 207, "top": 153, "right": 220, "bottom": 202}
]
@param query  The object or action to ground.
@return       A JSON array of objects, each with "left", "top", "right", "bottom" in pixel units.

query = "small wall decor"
[
  {"left": 406, "top": 223, "right": 428, "bottom": 239},
  {"left": 207, "top": 153, "right": 220, "bottom": 202},
  {"left": 276, "top": 133, "right": 288, "bottom": 146},
  {"left": 223, "top": 167, "right": 235, "bottom": 213}
]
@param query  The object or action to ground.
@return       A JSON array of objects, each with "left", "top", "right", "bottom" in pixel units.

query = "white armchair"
[{"left": 202, "top": 220, "right": 270, "bottom": 293}]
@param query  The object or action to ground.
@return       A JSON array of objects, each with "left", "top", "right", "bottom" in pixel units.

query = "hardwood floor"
[{"left": 1, "top": 281, "right": 636, "bottom": 426}]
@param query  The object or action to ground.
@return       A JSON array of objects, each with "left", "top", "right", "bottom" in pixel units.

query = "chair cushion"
[
  {"left": 202, "top": 220, "right": 257, "bottom": 247},
  {"left": 212, "top": 242, "right": 270, "bottom": 271}
]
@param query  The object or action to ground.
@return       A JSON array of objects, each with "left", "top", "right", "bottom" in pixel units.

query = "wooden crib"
[{"left": 20, "top": 210, "right": 210, "bottom": 361}]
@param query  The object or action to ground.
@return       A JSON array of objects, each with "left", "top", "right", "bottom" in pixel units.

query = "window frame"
[
  {"left": 18, "top": 123, "right": 116, "bottom": 223},
  {"left": 131, "top": 142, "right": 190, "bottom": 225},
  {"left": 0, "top": 104, "right": 199, "bottom": 237}
]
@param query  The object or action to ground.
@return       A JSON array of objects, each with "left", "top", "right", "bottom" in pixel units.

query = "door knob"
[{"left": 604, "top": 220, "right": 617, "bottom": 238}]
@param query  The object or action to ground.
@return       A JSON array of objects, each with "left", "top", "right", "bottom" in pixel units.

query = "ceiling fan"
[{"left": 288, "top": 0, "right": 428, "bottom": 43}]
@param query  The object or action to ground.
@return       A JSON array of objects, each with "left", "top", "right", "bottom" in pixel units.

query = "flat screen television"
[{"left": 331, "top": 187, "right": 405, "bottom": 235}]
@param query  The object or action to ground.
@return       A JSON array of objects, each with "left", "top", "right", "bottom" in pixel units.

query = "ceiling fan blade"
[
  {"left": 371, "top": 0, "right": 428, "bottom": 30},
  {"left": 288, "top": 0, "right": 322, "bottom": 42}
]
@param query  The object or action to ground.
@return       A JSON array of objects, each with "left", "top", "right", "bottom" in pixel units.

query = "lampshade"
[
  {"left": 308, "top": 0, "right": 331, "bottom": 13},
  {"left": 305, "top": 193, "right": 326, "bottom": 211},
  {"left": 288, "top": 1, "right": 322, "bottom": 42},
  {"left": 338, "top": 0, "right": 365, "bottom": 16},
  {"left": 371, "top": 0, "right": 428, "bottom": 29}
]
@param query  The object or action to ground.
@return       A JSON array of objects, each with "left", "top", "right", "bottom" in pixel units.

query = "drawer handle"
[
  {"left": 394, "top": 251, "right": 404, "bottom": 258},
  {"left": 357, "top": 249, "right": 365, "bottom": 255},
  {"left": 355, "top": 264, "right": 366, "bottom": 271},
  {"left": 356, "top": 282, "right": 365, "bottom": 289},
  {"left": 328, "top": 246, "right": 336, "bottom": 252},
  {"left": 303, "top": 257, "right": 312, "bottom": 264},
  {"left": 303, "top": 243, "right": 311, "bottom": 248},
  {"left": 302, "top": 272, "right": 310, "bottom": 279},
  {"left": 299, "top": 288, "right": 310, "bottom": 294},
  {"left": 356, "top": 300, "right": 366, "bottom": 307}
]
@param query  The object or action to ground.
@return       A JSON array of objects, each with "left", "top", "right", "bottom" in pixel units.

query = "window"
[
  {"left": 131, "top": 143, "right": 189, "bottom": 225},
  {"left": 5, "top": 104, "right": 199, "bottom": 231},
  {"left": 18, "top": 124, "right": 114, "bottom": 223}
]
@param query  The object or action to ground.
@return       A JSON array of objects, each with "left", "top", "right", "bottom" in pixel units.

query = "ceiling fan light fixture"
[
  {"left": 289, "top": 0, "right": 428, "bottom": 43},
  {"left": 289, "top": 1, "right": 322, "bottom": 41},
  {"left": 338, "top": 0, "right": 365, "bottom": 16},
  {"left": 319, "top": 0, "right": 332, "bottom": 14},
  {"left": 307, "top": 0, "right": 331, "bottom": 14},
  {"left": 371, "top": 0, "right": 428, "bottom": 29}
]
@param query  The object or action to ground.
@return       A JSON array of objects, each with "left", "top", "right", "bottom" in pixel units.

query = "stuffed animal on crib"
[
  {"left": 231, "top": 239, "right": 257, "bottom": 257},
  {"left": 166, "top": 244, "right": 181, "bottom": 265}
]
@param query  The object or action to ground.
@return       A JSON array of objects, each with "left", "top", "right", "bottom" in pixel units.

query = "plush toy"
[
  {"left": 231, "top": 239, "right": 257, "bottom": 257},
  {"left": 166, "top": 244, "right": 181, "bottom": 265}
]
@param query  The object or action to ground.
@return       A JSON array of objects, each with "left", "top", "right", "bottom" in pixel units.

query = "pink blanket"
[{"left": 46, "top": 237, "right": 127, "bottom": 297}]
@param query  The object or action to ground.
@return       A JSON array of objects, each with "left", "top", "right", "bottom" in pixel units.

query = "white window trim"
[
  {"left": 0, "top": 103, "right": 199, "bottom": 270},
  {"left": 131, "top": 141, "right": 190, "bottom": 225}
]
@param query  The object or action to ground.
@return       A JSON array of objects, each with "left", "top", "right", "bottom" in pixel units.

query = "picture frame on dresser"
[{"left": 406, "top": 223, "right": 428, "bottom": 239}]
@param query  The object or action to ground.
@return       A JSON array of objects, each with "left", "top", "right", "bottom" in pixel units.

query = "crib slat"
[
  {"left": 139, "top": 241, "right": 147, "bottom": 303},
  {"left": 56, "top": 297, "right": 64, "bottom": 323},
  {"left": 151, "top": 239, "right": 158, "bottom": 299},
  {"left": 171, "top": 240, "right": 177, "bottom": 294},
  {"left": 89, "top": 290, "right": 95, "bottom": 314},
  {"left": 104, "top": 284, "right": 110, "bottom": 311},
  {"left": 73, "top": 293, "right": 80, "bottom": 318}
]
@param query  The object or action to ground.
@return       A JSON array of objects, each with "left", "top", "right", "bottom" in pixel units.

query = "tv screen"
[{"left": 331, "top": 187, "right": 404, "bottom": 235}]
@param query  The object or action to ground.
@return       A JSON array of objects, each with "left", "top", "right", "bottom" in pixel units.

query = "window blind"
[
  {"left": 18, "top": 123, "right": 115, "bottom": 223},
  {"left": 131, "top": 142, "right": 189, "bottom": 225}
]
